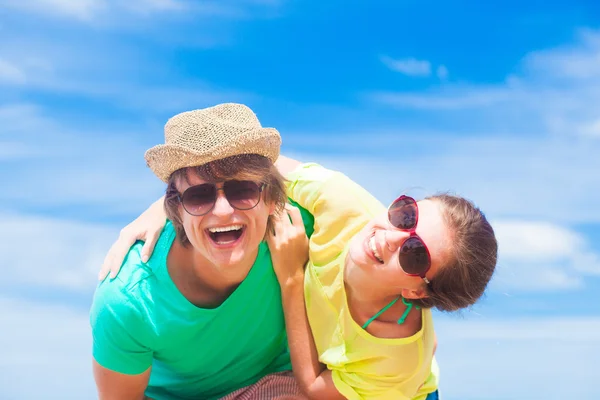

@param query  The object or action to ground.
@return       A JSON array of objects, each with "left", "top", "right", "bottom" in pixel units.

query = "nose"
[
  {"left": 211, "top": 190, "right": 235, "bottom": 216},
  {"left": 383, "top": 229, "right": 410, "bottom": 253}
]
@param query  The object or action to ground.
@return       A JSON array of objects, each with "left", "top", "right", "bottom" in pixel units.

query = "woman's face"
[{"left": 348, "top": 199, "right": 452, "bottom": 296}]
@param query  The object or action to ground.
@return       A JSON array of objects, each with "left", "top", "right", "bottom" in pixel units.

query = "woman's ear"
[{"left": 401, "top": 287, "right": 429, "bottom": 300}]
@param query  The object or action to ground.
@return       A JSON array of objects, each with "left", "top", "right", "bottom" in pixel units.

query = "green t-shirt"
[{"left": 90, "top": 210, "right": 313, "bottom": 400}]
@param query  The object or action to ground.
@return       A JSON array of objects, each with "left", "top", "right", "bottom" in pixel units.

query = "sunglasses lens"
[
  {"left": 399, "top": 237, "right": 430, "bottom": 275},
  {"left": 388, "top": 196, "right": 418, "bottom": 230},
  {"left": 223, "top": 180, "right": 262, "bottom": 210},
  {"left": 182, "top": 184, "right": 216, "bottom": 215}
]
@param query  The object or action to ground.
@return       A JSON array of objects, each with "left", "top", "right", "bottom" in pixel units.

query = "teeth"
[
  {"left": 208, "top": 224, "right": 243, "bottom": 233},
  {"left": 369, "top": 235, "right": 383, "bottom": 263}
]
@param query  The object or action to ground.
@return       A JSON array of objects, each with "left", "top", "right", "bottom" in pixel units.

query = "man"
[{"left": 90, "top": 103, "right": 312, "bottom": 399}]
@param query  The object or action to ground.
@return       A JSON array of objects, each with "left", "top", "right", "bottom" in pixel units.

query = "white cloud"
[
  {"left": 381, "top": 56, "right": 432, "bottom": 77},
  {"left": 373, "top": 29, "right": 600, "bottom": 138},
  {"left": 0, "top": 0, "right": 283, "bottom": 23},
  {"left": 0, "top": 0, "right": 191, "bottom": 22},
  {"left": 0, "top": 58, "right": 27, "bottom": 84},
  {"left": 0, "top": 31, "right": 252, "bottom": 110},
  {"left": 523, "top": 28, "right": 600, "bottom": 80},
  {"left": 0, "top": 103, "right": 167, "bottom": 212},
  {"left": 0, "top": 296, "right": 96, "bottom": 399},
  {"left": 0, "top": 0, "right": 107, "bottom": 22},
  {"left": 434, "top": 315, "right": 600, "bottom": 399},
  {"left": 580, "top": 118, "right": 600, "bottom": 137},
  {"left": 0, "top": 213, "right": 118, "bottom": 292},
  {"left": 0, "top": 103, "right": 61, "bottom": 137},
  {"left": 492, "top": 220, "right": 584, "bottom": 261},
  {"left": 486, "top": 220, "right": 600, "bottom": 291}
]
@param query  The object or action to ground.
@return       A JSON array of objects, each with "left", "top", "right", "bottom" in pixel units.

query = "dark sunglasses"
[
  {"left": 178, "top": 180, "right": 265, "bottom": 216},
  {"left": 387, "top": 195, "right": 432, "bottom": 284}
]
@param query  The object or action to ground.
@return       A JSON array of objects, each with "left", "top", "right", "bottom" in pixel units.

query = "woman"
[{"left": 100, "top": 157, "right": 497, "bottom": 400}]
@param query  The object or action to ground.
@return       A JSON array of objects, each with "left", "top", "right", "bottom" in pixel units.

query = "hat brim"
[{"left": 145, "top": 128, "right": 281, "bottom": 183}]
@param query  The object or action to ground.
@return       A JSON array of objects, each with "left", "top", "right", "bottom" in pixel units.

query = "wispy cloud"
[
  {"left": 0, "top": 103, "right": 163, "bottom": 213},
  {"left": 493, "top": 220, "right": 584, "bottom": 261},
  {"left": 0, "top": 0, "right": 107, "bottom": 22},
  {"left": 0, "top": 0, "right": 283, "bottom": 24},
  {"left": 523, "top": 28, "right": 600, "bottom": 81},
  {"left": 0, "top": 40, "right": 251, "bottom": 111},
  {"left": 580, "top": 119, "right": 600, "bottom": 137},
  {"left": 380, "top": 55, "right": 449, "bottom": 80},
  {"left": 435, "top": 315, "right": 600, "bottom": 399},
  {"left": 490, "top": 220, "right": 600, "bottom": 290},
  {"left": 380, "top": 56, "right": 432, "bottom": 77},
  {"left": 489, "top": 220, "right": 600, "bottom": 291},
  {"left": 0, "top": 5, "right": 256, "bottom": 109},
  {"left": 0, "top": 213, "right": 118, "bottom": 292},
  {"left": 0, "top": 58, "right": 27, "bottom": 84},
  {"left": 0, "top": 296, "right": 95, "bottom": 399},
  {"left": 373, "top": 29, "right": 600, "bottom": 138}
]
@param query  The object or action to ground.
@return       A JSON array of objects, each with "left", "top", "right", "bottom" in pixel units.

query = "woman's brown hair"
[{"left": 412, "top": 194, "right": 498, "bottom": 312}]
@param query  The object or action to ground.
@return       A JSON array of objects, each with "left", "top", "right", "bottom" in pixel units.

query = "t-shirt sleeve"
[
  {"left": 286, "top": 163, "right": 386, "bottom": 266},
  {"left": 90, "top": 280, "right": 155, "bottom": 375}
]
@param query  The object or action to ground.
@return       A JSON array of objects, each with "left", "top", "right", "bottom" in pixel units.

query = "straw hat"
[{"left": 145, "top": 103, "right": 281, "bottom": 182}]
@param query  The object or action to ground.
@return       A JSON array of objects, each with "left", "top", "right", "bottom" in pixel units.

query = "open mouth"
[
  {"left": 368, "top": 233, "right": 384, "bottom": 264},
  {"left": 206, "top": 224, "right": 245, "bottom": 245}
]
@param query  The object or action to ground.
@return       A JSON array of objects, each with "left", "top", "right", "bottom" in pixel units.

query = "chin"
[{"left": 211, "top": 251, "right": 245, "bottom": 268}]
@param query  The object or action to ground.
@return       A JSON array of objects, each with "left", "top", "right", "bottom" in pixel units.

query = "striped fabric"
[{"left": 219, "top": 372, "right": 307, "bottom": 400}]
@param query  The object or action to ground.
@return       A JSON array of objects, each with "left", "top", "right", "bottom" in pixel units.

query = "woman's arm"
[
  {"left": 279, "top": 278, "right": 346, "bottom": 399},
  {"left": 267, "top": 205, "right": 345, "bottom": 400},
  {"left": 275, "top": 155, "right": 303, "bottom": 177},
  {"left": 98, "top": 196, "right": 167, "bottom": 280}
]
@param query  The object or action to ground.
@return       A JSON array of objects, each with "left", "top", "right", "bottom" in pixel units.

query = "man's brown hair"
[{"left": 164, "top": 154, "right": 287, "bottom": 246}]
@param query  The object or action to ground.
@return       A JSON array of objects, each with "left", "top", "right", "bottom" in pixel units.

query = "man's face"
[{"left": 176, "top": 170, "right": 274, "bottom": 274}]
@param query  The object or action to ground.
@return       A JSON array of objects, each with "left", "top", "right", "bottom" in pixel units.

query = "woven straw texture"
[{"left": 145, "top": 103, "right": 281, "bottom": 182}]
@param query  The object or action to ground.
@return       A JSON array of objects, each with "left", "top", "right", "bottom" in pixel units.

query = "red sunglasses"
[{"left": 388, "top": 195, "right": 432, "bottom": 284}]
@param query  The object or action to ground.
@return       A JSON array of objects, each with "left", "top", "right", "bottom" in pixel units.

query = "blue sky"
[{"left": 1, "top": 0, "right": 599, "bottom": 399}]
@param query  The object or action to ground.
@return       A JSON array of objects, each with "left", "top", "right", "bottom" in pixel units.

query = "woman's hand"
[
  {"left": 267, "top": 204, "right": 309, "bottom": 287},
  {"left": 98, "top": 197, "right": 167, "bottom": 280}
]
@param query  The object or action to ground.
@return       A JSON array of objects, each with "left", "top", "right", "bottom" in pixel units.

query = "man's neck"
[{"left": 167, "top": 240, "right": 257, "bottom": 308}]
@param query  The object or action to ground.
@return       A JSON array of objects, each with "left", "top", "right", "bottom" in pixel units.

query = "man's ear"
[
  {"left": 401, "top": 287, "right": 429, "bottom": 300},
  {"left": 268, "top": 201, "right": 277, "bottom": 216}
]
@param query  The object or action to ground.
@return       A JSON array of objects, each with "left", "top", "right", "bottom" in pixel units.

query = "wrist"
[{"left": 279, "top": 270, "right": 304, "bottom": 290}]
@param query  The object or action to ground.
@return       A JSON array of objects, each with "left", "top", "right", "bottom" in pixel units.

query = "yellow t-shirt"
[{"left": 286, "top": 163, "right": 439, "bottom": 400}]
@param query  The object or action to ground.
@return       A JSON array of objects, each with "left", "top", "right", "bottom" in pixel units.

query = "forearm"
[
  {"left": 275, "top": 155, "right": 303, "bottom": 177},
  {"left": 153, "top": 195, "right": 166, "bottom": 213},
  {"left": 279, "top": 276, "right": 324, "bottom": 396}
]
